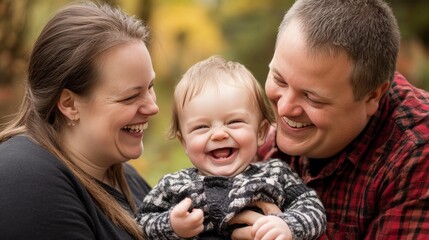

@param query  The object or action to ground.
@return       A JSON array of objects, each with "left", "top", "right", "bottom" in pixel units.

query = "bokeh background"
[{"left": 1, "top": 0, "right": 429, "bottom": 186}]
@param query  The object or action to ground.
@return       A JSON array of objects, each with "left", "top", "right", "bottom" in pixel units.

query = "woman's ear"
[
  {"left": 57, "top": 89, "right": 79, "bottom": 121},
  {"left": 257, "top": 119, "right": 271, "bottom": 146}
]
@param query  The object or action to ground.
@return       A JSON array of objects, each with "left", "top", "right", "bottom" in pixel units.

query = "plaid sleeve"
[{"left": 365, "top": 144, "right": 429, "bottom": 239}]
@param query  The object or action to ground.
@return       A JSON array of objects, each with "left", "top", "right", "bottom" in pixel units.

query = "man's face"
[{"left": 265, "top": 21, "right": 374, "bottom": 158}]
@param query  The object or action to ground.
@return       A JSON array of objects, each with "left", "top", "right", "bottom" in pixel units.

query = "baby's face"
[{"left": 178, "top": 84, "right": 267, "bottom": 177}]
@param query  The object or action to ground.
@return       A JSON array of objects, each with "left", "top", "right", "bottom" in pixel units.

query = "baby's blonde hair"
[{"left": 168, "top": 55, "right": 273, "bottom": 139}]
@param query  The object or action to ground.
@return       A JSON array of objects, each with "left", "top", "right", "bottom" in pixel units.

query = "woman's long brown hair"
[{"left": 0, "top": 2, "right": 150, "bottom": 239}]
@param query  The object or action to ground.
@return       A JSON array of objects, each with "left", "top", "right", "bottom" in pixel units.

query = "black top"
[{"left": 0, "top": 135, "right": 151, "bottom": 240}]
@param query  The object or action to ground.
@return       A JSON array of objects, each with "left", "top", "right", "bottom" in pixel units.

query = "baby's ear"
[
  {"left": 257, "top": 119, "right": 271, "bottom": 146},
  {"left": 176, "top": 131, "right": 186, "bottom": 146},
  {"left": 176, "top": 131, "right": 183, "bottom": 142},
  {"left": 176, "top": 131, "right": 189, "bottom": 155}
]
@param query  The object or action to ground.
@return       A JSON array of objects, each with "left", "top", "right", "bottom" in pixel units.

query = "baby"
[{"left": 136, "top": 56, "right": 326, "bottom": 240}]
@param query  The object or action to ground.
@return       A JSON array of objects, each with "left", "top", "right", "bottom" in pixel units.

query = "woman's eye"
[
  {"left": 149, "top": 82, "right": 154, "bottom": 90},
  {"left": 122, "top": 94, "right": 139, "bottom": 102}
]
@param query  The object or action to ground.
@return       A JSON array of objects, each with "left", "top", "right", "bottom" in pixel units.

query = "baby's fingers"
[
  {"left": 253, "top": 216, "right": 292, "bottom": 240},
  {"left": 188, "top": 208, "right": 204, "bottom": 225},
  {"left": 170, "top": 198, "right": 204, "bottom": 238},
  {"left": 171, "top": 198, "right": 193, "bottom": 218}
]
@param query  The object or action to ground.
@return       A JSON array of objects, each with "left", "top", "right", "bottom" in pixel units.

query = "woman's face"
[{"left": 71, "top": 42, "right": 159, "bottom": 167}]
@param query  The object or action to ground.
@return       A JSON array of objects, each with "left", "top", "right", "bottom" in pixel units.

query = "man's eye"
[
  {"left": 273, "top": 75, "right": 288, "bottom": 87},
  {"left": 305, "top": 94, "right": 325, "bottom": 107}
]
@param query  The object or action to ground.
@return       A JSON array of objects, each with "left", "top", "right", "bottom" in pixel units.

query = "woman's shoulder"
[
  {"left": 0, "top": 135, "right": 90, "bottom": 208},
  {"left": 0, "top": 135, "right": 72, "bottom": 176},
  {"left": 0, "top": 136, "right": 101, "bottom": 239},
  {"left": 0, "top": 135, "right": 87, "bottom": 198}
]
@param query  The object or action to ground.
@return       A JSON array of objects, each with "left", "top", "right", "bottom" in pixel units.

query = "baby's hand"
[
  {"left": 170, "top": 198, "right": 204, "bottom": 238},
  {"left": 252, "top": 215, "right": 292, "bottom": 240}
]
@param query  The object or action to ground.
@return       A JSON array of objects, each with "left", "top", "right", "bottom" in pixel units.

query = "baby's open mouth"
[{"left": 210, "top": 147, "right": 234, "bottom": 159}]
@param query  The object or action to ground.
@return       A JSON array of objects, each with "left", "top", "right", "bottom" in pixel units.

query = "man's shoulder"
[{"left": 390, "top": 73, "right": 429, "bottom": 145}]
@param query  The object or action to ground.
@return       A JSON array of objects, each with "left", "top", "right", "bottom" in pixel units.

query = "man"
[{"left": 231, "top": 0, "right": 429, "bottom": 239}]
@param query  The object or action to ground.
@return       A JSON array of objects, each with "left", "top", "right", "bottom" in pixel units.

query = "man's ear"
[
  {"left": 57, "top": 89, "right": 79, "bottom": 121},
  {"left": 257, "top": 119, "right": 271, "bottom": 146},
  {"left": 365, "top": 81, "right": 390, "bottom": 117}
]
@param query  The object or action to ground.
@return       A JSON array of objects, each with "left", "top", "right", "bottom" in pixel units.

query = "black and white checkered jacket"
[{"left": 136, "top": 158, "right": 326, "bottom": 240}]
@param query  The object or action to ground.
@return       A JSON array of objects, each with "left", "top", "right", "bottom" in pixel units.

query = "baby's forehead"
[
  {"left": 193, "top": 81, "right": 254, "bottom": 100},
  {"left": 175, "top": 71, "right": 263, "bottom": 115}
]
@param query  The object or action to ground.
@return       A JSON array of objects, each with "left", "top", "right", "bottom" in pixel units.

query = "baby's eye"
[
  {"left": 228, "top": 119, "right": 245, "bottom": 125},
  {"left": 192, "top": 125, "right": 209, "bottom": 131}
]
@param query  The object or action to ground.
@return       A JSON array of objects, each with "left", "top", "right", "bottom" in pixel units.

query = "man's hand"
[
  {"left": 254, "top": 201, "right": 282, "bottom": 215},
  {"left": 170, "top": 198, "right": 204, "bottom": 238},
  {"left": 229, "top": 202, "right": 292, "bottom": 240}
]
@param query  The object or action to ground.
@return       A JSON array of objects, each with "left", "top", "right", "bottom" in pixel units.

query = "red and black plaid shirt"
[{"left": 258, "top": 72, "right": 429, "bottom": 239}]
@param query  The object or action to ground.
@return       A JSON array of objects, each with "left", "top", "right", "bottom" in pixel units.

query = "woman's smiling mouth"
[{"left": 121, "top": 123, "right": 148, "bottom": 133}]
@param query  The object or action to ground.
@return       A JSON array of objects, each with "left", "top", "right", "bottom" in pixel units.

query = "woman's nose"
[{"left": 139, "top": 95, "right": 159, "bottom": 116}]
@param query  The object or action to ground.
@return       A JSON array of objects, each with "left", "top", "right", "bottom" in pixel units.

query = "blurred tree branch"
[
  {"left": 136, "top": 0, "right": 152, "bottom": 24},
  {"left": 0, "top": 0, "right": 31, "bottom": 85},
  {"left": 389, "top": 0, "right": 429, "bottom": 49}
]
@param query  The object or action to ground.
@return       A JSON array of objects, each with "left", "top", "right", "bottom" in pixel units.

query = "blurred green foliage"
[{"left": 1, "top": 0, "right": 428, "bottom": 186}]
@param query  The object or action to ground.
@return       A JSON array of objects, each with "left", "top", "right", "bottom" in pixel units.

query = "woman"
[{"left": 0, "top": 2, "right": 158, "bottom": 239}]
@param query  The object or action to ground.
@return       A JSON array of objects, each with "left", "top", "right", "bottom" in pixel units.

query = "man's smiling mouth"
[{"left": 282, "top": 117, "right": 311, "bottom": 128}]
